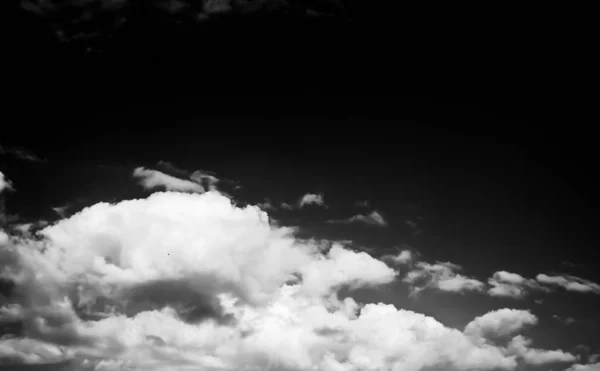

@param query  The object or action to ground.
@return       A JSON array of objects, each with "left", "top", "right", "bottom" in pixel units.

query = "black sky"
[{"left": 5, "top": 2, "right": 596, "bottom": 283}]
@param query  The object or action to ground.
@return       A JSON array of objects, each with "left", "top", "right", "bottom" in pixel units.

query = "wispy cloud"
[
  {"left": 0, "top": 171, "right": 14, "bottom": 193},
  {"left": 403, "top": 261, "right": 485, "bottom": 295},
  {"left": 132, "top": 167, "right": 205, "bottom": 193},
  {"left": 536, "top": 274, "right": 600, "bottom": 294},
  {"left": 327, "top": 211, "right": 388, "bottom": 227},
  {"left": 51, "top": 205, "right": 69, "bottom": 219},
  {"left": 553, "top": 315, "right": 576, "bottom": 325},
  {"left": 0, "top": 145, "right": 45, "bottom": 163}
]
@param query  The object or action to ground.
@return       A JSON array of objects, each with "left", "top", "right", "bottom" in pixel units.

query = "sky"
[{"left": 2, "top": 1, "right": 597, "bottom": 371}]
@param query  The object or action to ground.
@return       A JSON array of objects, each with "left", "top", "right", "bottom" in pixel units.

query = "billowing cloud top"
[{"left": 0, "top": 190, "right": 581, "bottom": 370}]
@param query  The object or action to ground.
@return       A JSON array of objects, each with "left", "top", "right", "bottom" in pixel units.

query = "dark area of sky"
[{"left": 3, "top": 1, "right": 596, "bottom": 285}]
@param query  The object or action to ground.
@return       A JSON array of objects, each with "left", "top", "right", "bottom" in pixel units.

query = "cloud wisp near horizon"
[{"left": 1, "top": 161, "right": 599, "bottom": 371}]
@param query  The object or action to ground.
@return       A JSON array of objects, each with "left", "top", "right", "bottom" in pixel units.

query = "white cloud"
[
  {"left": 464, "top": 310, "right": 575, "bottom": 366},
  {"left": 507, "top": 335, "right": 577, "bottom": 365},
  {"left": 381, "top": 249, "right": 413, "bottom": 265},
  {"left": 567, "top": 363, "right": 600, "bottom": 371},
  {"left": 298, "top": 193, "right": 326, "bottom": 208},
  {"left": 404, "top": 261, "right": 485, "bottom": 294},
  {"left": 0, "top": 191, "right": 580, "bottom": 370},
  {"left": 132, "top": 167, "right": 205, "bottom": 193},
  {"left": 536, "top": 274, "right": 600, "bottom": 294},
  {"left": 464, "top": 309, "right": 538, "bottom": 340},
  {"left": 487, "top": 271, "right": 544, "bottom": 298},
  {"left": 327, "top": 211, "right": 387, "bottom": 227},
  {"left": 0, "top": 171, "right": 14, "bottom": 193}
]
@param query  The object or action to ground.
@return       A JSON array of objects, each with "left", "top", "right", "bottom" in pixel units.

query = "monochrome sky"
[{"left": 3, "top": 1, "right": 596, "bottom": 370}]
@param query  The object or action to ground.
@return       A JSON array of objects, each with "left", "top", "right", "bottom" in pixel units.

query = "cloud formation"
[
  {"left": 536, "top": 274, "right": 600, "bottom": 294},
  {"left": 132, "top": 167, "right": 205, "bottom": 193},
  {"left": 0, "top": 191, "right": 579, "bottom": 370},
  {"left": 0, "top": 145, "right": 44, "bottom": 163},
  {"left": 487, "top": 271, "right": 544, "bottom": 299},
  {"left": 327, "top": 211, "right": 387, "bottom": 227},
  {"left": 0, "top": 171, "right": 14, "bottom": 194},
  {"left": 403, "top": 261, "right": 485, "bottom": 295},
  {"left": 298, "top": 193, "right": 326, "bottom": 208},
  {"left": 381, "top": 249, "right": 414, "bottom": 265}
]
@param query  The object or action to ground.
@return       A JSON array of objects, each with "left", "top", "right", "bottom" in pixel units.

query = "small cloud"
[
  {"left": 536, "top": 273, "right": 600, "bottom": 294},
  {"left": 132, "top": 167, "right": 205, "bottom": 193},
  {"left": 404, "top": 261, "right": 485, "bottom": 295},
  {"left": 327, "top": 211, "right": 387, "bottom": 227},
  {"left": 298, "top": 193, "right": 326, "bottom": 208},
  {"left": 51, "top": 205, "right": 69, "bottom": 219},
  {"left": 0, "top": 171, "right": 14, "bottom": 193},
  {"left": 487, "top": 271, "right": 545, "bottom": 299},
  {"left": 280, "top": 202, "right": 294, "bottom": 210},
  {"left": 256, "top": 199, "right": 276, "bottom": 210},
  {"left": 552, "top": 315, "right": 575, "bottom": 325},
  {"left": 381, "top": 249, "right": 413, "bottom": 265},
  {"left": 0, "top": 144, "right": 45, "bottom": 162},
  {"left": 404, "top": 220, "right": 418, "bottom": 229}
]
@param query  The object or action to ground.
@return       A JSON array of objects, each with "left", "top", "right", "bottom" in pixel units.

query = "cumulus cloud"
[
  {"left": 536, "top": 274, "right": 600, "bottom": 294},
  {"left": 132, "top": 167, "right": 205, "bottom": 193},
  {"left": 464, "top": 309, "right": 538, "bottom": 340},
  {"left": 464, "top": 310, "right": 575, "bottom": 366},
  {"left": 404, "top": 261, "right": 485, "bottom": 295},
  {"left": 327, "top": 211, "right": 387, "bottom": 227},
  {"left": 0, "top": 191, "right": 577, "bottom": 370},
  {"left": 298, "top": 193, "right": 326, "bottom": 208},
  {"left": 487, "top": 271, "right": 544, "bottom": 298}
]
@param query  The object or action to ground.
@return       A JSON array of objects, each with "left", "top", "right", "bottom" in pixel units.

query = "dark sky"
[{"left": 1, "top": 2, "right": 597, "bottom": 371}]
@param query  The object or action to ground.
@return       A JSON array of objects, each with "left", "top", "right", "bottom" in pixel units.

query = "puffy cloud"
[
  {"left": 536, "top": 274, "right": 600, "bottom": 294},
  {"left": 464, "top": 310, "right": 575, "bottom": 366},
  {"left": 381, "top": 249, "right": 413, "bottom": 265},
  {"left": 487, "top": 271, "right": 544, "bottom": 298},
  {"left": 327, "top": 211, "right": 387, "bottom": 227},
  {"left": 0, "top": 191, "right": 579, "bottom": 370},
  {"left": 464, "top": 309, "right": 538, "bottom": 340},
  {"left": 404, "top": 261, "right": 485, "bottom": 294},
  {"left": 132, "top": 167, "right": 205, "bottom": 193},
  {"left": 506, "top": 335, "right": 576, "bottom": 365},
  {"left": 298, "top": 193, "right": 326, "bottom": 208}
]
